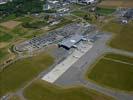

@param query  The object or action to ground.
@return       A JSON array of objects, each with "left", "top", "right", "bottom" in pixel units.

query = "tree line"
[{"left": 0, "top": 0, "right": 46, "bottom": 17}]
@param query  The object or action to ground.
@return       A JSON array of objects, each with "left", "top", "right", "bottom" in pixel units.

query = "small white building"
[
  {"left": 82, "top": 0, "right": 96, "bottom": 4},
  {"left": 48, "top": 0, "right": 59, "bottom": 4},
  {"left": 0, "top": 0, "right": 12, "bottom": 4},
  {"left": 43, "top": 4, "right": 52, "bottom": 10}
]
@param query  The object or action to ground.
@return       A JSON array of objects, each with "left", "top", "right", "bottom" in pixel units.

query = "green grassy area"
[
  {"left": 0, "top": 33, "right": 13, "bottom": 42},
  {"left": 24, "top": 80, "right": 114, "bottom": 100},
  {"left": 72, "top": 10, "right": 87, "bottom": 17},
  {"left": 96, "top": 7, "right": 115, "bottom": 15},
  {"left": 87, "top": 54, "right": 133, "bottom": 91},
  {"left": 102, "top": 21, "right": 123, "bottom": 33},
  {"left": 0, "top": 48, "right": 10, "bottom": 64},
  {"left": 15, "top": 16, "right": 34, "bottom": 23},
  {"left": 22, "top": 20, "right": 48, "bottom": 29},
  {"left": 102, "top": 21, "right": 133, "bottom": 51},
  {"left": 0, "top": 53, "right": 54, "bottom": 97},
  {"left": 72, "top": 10, "right": 97, "bottom": 23},
  {"left": 11, "top": 26, "right": 29, "bottom": 36},
  {"left": 0, "top": 49, "right": 7, "bottom": 60},
  {"left": 24, "top": 29, "right": 44, "bottom": 39},
  {"left": 0, "top": 14, "right": 17, "bottom": 23}
]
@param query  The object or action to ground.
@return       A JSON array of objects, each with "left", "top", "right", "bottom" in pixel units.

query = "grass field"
[
  {"left": 0, "top": 33, "right": 13, "bottom": 42},
  {"left": 0, "top": 49, "right": 7, "bottom": 61},
  {"left": 0, "top": 14, "right": 17, "bottom": 23},
  {"left": 0, "top": 53, "right": 54, "bottom": 97},
  {"left": 72, "top": 10, "right": 87, "bottom": 17},
  {"left": 96, "top": 7, "right": 115, "bottom": 15},
  {"left": 102, "top": 21, "right": 133, "bottom": 52},
  {"left": 16, "top": 16, "right": 34, "bottom": 23},
  {"left": 0, "top": 21, "right": 22, "bottom": 29},
  {"left": 98, "top": 0, "right": 133, "bottom": 8},
  {"left": 11, "top": 26, "right": 29, "bottom": 36},
  {"left": 24, "top": 80, "right": 114, "bottom": 100},
  {"left": 72, "top": 10, "right": 97, "bottom": 23},
  {"left": 0, "top": 48, "right": 12, "bottom": 63},
  {"left": 87, "top": 54, "right": 133, "bottom": 91}
]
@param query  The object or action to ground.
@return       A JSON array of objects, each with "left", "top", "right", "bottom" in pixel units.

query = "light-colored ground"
[
  {"left": 0, "top": 42, "right": 9, "bottom": 49},
  {"left": 98, "top": 0, "right": 133, "bottom": 8},
  {"left": 0, "top": 21, "right": 22, "bottom": 29},
  {"left": 103, "top": 57, "right": 133, "bottom": 66}
]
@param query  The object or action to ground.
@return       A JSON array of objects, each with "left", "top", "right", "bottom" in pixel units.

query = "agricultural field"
[
  {"left": 0, "top": 21, "right": 22, "bottom": 29},
  {"left": 0, "top": 42, "right": 9, "bottom": 49},
  {"left": 0, "top": 53, "right": 54, "bottom": 97},
  {"left": 98, "top": 0, "right": 133, "bottom": 8},
  {"left": 24, "top": 80, "right": 114, "bottom": 100},
  {"left": 87, "top": 53, "right": 133, "bottom": 91},
  {"left": 102, "top": 21, "right": 133, "bottom": 52}
]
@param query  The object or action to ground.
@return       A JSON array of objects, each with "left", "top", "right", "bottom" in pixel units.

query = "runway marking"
[
  {"left": 103, "top": 57, "right": 133, "bottom": 66},
  {"left": 41, "top": 42, "right": 93, "bottom": 83}
]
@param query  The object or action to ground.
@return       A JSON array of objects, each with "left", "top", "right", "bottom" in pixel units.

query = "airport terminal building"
[{"left": 58, "top": 34, "right": 83, "bottom": 50}]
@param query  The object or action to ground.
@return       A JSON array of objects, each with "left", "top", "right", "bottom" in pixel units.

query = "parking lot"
[{"left": 15, "top": 23, "right": 94, "bottom": 53}]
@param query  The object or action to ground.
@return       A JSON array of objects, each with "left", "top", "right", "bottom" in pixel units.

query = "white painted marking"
[{"left": 42, "top": 42, "right": 93, "bottom": 83}]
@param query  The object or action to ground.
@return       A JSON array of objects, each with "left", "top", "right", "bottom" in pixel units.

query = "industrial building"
[
  {"left": 65, "top": 0, "right": 96, "bottom": 4},
  {"left": 116, "top": 8, "right": 133, "bottom": 24},
  {"left": 124, "top": 8, "right": 133, "bottom": 19},
  {"left": 0, "top": 0, "right": 12, "bottom": 4},
  {"left": 58, "top": 34, "right": 84, "bottom": 49}
]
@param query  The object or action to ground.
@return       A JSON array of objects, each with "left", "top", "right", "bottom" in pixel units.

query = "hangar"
[{"left": 58, "top": 34, "right": 83, "bottom": 50}]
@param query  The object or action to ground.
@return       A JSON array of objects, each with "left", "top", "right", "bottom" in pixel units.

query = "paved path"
[
  {"left": 107, "top": 47, "right": 133, "bottom": 57},
  {"left": 103, "top": 57, "right": 133, "bottom": 66}
]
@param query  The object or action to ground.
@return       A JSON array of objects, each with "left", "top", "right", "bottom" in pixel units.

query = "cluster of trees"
[{"left": 0, "top": 0, "right": 46, "bottom": 17}]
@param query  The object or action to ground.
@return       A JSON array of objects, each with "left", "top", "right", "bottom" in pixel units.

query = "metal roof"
[
  {"left": 59, "top": 34, "right": 83, "bottom": 49},
  {"left": 124, "top": 9, "right": 133, "bottom": 18}
]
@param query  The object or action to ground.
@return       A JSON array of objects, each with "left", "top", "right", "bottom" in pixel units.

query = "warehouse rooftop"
[{"left": 59, "top": 34, "right": 83, "bottom": 49}]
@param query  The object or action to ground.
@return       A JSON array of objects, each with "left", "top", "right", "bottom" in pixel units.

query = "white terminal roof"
[{"left": 59, "top": 34, "right": 83, "bottom": 49}]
